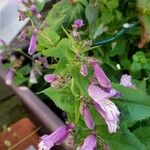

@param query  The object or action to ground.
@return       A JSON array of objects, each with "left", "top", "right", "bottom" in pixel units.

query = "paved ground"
[{"left": 0, "top": 80, "right": 28, "bottom": 131}]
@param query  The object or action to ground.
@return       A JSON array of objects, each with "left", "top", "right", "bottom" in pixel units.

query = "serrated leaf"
[
  {"left": 112, "top": 83, "right": 150, "bottom": 126},
  {"left": 98, "top": 128, "right": 146, "bottom": 150},
  {"left": 117, "top": 101, "right": 150, "bottom": 127},
  {"left": 133, "top": 126, "right": 150, "bottom": 149},
  {"left": 112, "top": 83, "right": 150, "bottom": 106},
  {"left": 42, "top": 86, "right": 75, "bottom": 113}
]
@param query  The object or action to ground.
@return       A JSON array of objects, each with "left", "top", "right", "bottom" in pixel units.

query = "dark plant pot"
[{"left": 0, "top": 64, "right": 73, "bottom": 150}]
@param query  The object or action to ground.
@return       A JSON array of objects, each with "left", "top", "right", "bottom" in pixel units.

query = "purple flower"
[
  {"left": 91, "top": 61, "right": 111, "bottom": 90},
  {"left": 29, "top": 70, "right": 37, "bottom": 84},
  {"left": 120, "top": 74, "right": 135, "bottom": 88},
  {"left": 28, "top": 28, "right": 38, "bottom": 55},
  {"left": 29, "top": 4, "right": 37, "bottom": 12},
  {"left": 29, "top": 4, "right": 41, "bottom": 19},
  {"left": 18, "top": 28, "right": 28, "bottom": 41},
  {"left": 109, "top": 89, "right": 121, "bottom": 98},
  {"left": 18, "top": 10, "right": 26, "bottom": 21},
  {"left": 80, "top": 64, "right": 88, "bottom": 77},
  {"left": 38, "top": 56, "right": 49, "bottom": 68},
  {"left": 73, "top": 19, "right": 84, "bottom": 28},
  {"left": 88, "top": 84, "right": 120, "bottom": 133},
  {"left": 80, "top": 103, "right": 94, "bottom": 129},
  {"left": 38, "top": 124, "right": 75, "bottom": 150},
  {"left": 44, "top": 74, "right": 57, "bottom": 83},
  {"left": 80, "top": 133, "right": 96, "bottom": 150},
  {"left": 5, "top": 69, "right": 14, "bottom": 86}
]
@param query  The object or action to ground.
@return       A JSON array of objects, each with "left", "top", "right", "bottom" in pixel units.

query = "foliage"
[{"left": 2, "top": 0, "right": 150, "bottom": 149}]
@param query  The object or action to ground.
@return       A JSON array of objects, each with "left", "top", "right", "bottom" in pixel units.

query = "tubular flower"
[
  {"left": 80, "top": 133, "right": 96, "bottom": 150},
  {"left": 88, "top": 84, "right": 120, "bottom": 133},
  {"left": 44, "top": 74, "right": 57, "bottom": 83},
  {"left": 18, "top": 28, "right": 28, "bottom": 41},
  {"left": 29, "top": 70, "right": 37, "bottom": 84},
  {"left": 80, "top": 64, "right": 88, "bottom": 77},
  {"left": 28, "top": 28, "right": 38, "bottom": 55},
  {"left": 120, "top": 74, "right": 136, "bottom": 88},
  {"left": 5, "top": 69, "right": 14, "bottom": 86},
  {"left": 73, "top": 19, "right": 84, "bottom": 29},
  {"left": 80, "top": 103, "right": 94, "bottom": 129},
  {"left": 91, "top": 61, "right": 111, "bottom": 90},
  {"left": 38, "top": 124, "right": 75, "bottom": 150},
  {"left": 29, "top": 4, "right": 41, "bottom": 18}
]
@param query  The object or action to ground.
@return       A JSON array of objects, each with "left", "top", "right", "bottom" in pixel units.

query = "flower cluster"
[
  {"left": 18, "top": 0, "right": 43, "bottom": 56},
  {"left": 38, "top": 18, "right": 138, "bottom": 149}
]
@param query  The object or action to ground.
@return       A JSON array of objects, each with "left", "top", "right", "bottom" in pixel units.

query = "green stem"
[{"left": 38, "top": 31, "right": 55, "bottom": 47}]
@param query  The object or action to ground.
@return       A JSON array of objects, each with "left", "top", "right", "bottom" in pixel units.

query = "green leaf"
[
  {"left": 85, "top": 4, "right": 99, "bottom": 25},
  {"left": 55, "top": 58, "right": 68, "bottom": 74},
  {"left": 35, "top": 0, "right": 49, "bottom": 11},
  {"left": 113, "top": 83, "right": 150, "bottom": 107},
  {"left": 42, "top": 86, "right": 75, "bottom": 113},
  {"left": 46, "top": 0, "right": 83, "bottom": 32},
  {"left": 38, "top": 28, "right": 60, "bottom": 48},
  {"left": 93, "top": 24, "right": 104, "bottom": 39},
  {"left": 133, "top": 126, "right": 150, "bottom": 149},
  {"left": 71, "top": 67, "right": 89, "bottom": 95},
  {"left": 98, "top": 128, "right": 146, "bottom": 150},
  {"left": 112, "top": 83, "right": 150, "bottom": 126},
  {"left": 77, "top": 0, "right": 88, "bottom": 6}
]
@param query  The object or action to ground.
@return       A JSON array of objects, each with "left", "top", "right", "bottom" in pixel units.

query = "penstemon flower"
[
  {"left": 28, "top": 28, "right": 38, "bottom": 55},
  {"left": 29, "top": 4, "right": 41, "bottom": 18},
  {"left": 91, "top": 61, "right": 111, "bottom": 90},
  {"left": 38, "top": 124, "right": 75, "bottom": 150},
  {"left": 29, "top": 70, "right": 37, "bottom": 84},
  {"left": 18, "top": 28, "right": 28, "bottom": 41},
  {"left": 120, "top": 74, "right": 136, "bottom": 88},
  {"left": 80, "top": 133, "right": 96, "bottom": 150},
  {"left": 5, "top": 69, "right": 14, "bottom": 86},
  {"left": 44, "top": 74, "right": 58, "bottom": 83},
  {"left": 88, "top": 84, "right": 120, "bottom": 133},
  {"left": 80, "top": 102, "right": 94, "bottom": 129},
  {"left": 80, "top": 64, "right": 88, "bottom": 77},
  {"left": 73, "top": 19, "right": 84, "bottom": 29}
]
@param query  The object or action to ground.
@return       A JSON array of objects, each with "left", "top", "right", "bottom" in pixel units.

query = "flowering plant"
[{"left": 1, "top": 0, "right": 150, "bottom": 149}]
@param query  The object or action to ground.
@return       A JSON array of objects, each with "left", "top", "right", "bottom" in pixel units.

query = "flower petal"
[
  {"left": 73, "top": 19, "right": 84, "bottom": 28},
  {"left": 29, "top": 70, "right": 37, "bottom": 84},
  {"left": 5, "top": 69, "right": 13, "bottom": 85},
  {"left": 88, "top": 84, "right": 111, "bottom": 102},
  {"left": 81, "top": 133, "right": 96, "bottom": 150},
  {"left": 28, "top": 29, "right": 38, "bottom": 55},
  {"left": 120, "top": 74, "right": 135, "bottom": 88},
  {"left": 94, "top": 101, "right": 120, "bottom": 133},
  {"left": 92, "top": 61, "right": 111, "bottom": 89},
  {"left": 40, "top": 125, "right": 68, "bottom": 149},
  {"left": 80, "top": 64, "right": 88, "bottom": 77},
  {"left": 80, "top": 103, "right": 94, "bottom": 129},
  {"left": 44, "top": 74, "right": 57, "bottom": 83}
]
